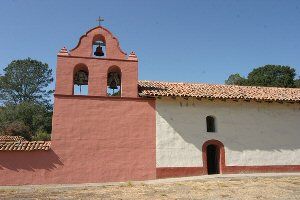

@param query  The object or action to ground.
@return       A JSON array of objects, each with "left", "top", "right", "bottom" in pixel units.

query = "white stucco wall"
[{"left": 156, "top": 97, "right": 300, "bottom": 167}]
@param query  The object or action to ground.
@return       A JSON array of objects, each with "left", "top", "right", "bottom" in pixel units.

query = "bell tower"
[
  {"left": 55, "top": 24, "right": 138, "bottom": 97},
  {"left": 45, "top": 21, "right": 157, "bottom": 183},
  {"left": 51, "top": 23, "right": 155, "bottom": 183}
]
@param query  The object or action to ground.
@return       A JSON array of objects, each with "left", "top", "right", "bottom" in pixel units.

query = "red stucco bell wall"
[
  {"left": 56, "top": 56, "right": 138, "bottom": 98},
  {"left": 0, "top": 95, "right": 156, "bottom": 185}
]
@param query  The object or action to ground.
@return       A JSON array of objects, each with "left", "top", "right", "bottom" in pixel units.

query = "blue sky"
[{"left": 0, "top": 0, "right": 300, "bottom": 90}]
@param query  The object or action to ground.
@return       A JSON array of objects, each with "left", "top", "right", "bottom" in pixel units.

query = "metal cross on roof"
[{"left": 96, "top": 16, "right": 104, "bottom": 27}]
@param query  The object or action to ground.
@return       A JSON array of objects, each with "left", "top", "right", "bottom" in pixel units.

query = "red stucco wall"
[{"left": 0, "top": 95, "right": 156, "bottom": 185}]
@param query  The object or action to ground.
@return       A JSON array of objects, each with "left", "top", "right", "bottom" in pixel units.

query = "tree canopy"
[
  {"left": 0, "top": 58, "right": 53, "bottom": 105},
  {"left": 225, "top": 73, "right": 246, "bottom": 85},
  {"left": 295, "top": 78, "right": 300, "bottom": 88},
  {"left": 0, "top": 102, "right": 52, "bottom": 141},
  {"left": 0, "top": 58, "right": 53, "bottom": 140},
  {"left": 225, "top": 65, "right": 299, "bottom": 88}
]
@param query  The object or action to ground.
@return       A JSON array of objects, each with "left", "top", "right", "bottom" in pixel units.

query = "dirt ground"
[{"left": 0, "top": 175, "right": 299, "bottom": 200}]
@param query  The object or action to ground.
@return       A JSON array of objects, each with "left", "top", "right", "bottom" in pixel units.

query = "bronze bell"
[
  {"left": 107, "top": 72, "right": 120, "bottom": 90},
  {"left": 94, "top": 45, "right": 104, "bottom": 57}
]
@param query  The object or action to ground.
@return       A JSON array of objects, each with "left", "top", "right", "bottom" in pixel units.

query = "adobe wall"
[
  {"left": 156, "top": 97, "right": 300, "bottom": 178},
  {"left": 0, "top": 95, "right": 156, "bottom": 185}
]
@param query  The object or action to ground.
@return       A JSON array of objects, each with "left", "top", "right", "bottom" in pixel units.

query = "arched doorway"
[
  {"left": 206, "top": 144, "right": 220, "bottom": 174},
  {"left": 202, "top": 140, "right": 225, "bottom": 175}
]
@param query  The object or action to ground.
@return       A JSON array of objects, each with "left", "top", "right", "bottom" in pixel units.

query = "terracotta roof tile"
[
  {"left": 0, "top": 141, "right": 51, "bottom": 151},
  {"left": 0, "top": 135, "right": 26, "bottom": 142},
  {"left": 138, "top": 80, "right": 300, "bottom": 102}
]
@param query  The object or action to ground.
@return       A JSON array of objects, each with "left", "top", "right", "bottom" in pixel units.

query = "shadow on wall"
[
  {"left": 156, "top": 98, "right": 300, "bottom": 152},
  {"left": 0, "top": 150, "right": 63, "bottom": 171}
]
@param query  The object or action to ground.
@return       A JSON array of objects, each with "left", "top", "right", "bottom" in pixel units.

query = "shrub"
[{"left": 32, "top": 131, "right": 51, "bottom": 141}]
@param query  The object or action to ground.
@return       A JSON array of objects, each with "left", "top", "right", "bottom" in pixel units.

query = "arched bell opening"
[
  {"left": 107, "top": 66, "right": 121, "bottom": 96},
  {"left": 92, "top": 34, "right": 106, "bottom": 57},
  {"left": 73, "top": 64, "right": 89, "bottom": 95}
]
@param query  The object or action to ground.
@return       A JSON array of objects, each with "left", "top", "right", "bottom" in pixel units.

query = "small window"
[{"left": 206, "top": 116, "right": 216, "bottom": 132}]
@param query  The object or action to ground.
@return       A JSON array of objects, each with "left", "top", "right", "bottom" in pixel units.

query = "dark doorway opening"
[{"left": 206, "top": 144, "right": 220, "bottom": 174}]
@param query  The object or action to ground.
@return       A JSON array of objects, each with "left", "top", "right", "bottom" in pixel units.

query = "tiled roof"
[
  {"left": 138, "top": 80, "right": 300, "bottom": 102},
  {"left": 0, "top": 141, "right": 51, "bottom": 151},
  {"left": 0, "top": 135, "right": 26, "bottom": 142}
]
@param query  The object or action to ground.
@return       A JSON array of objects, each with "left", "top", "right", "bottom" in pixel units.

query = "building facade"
[{"left": 0, "top": 26, "right": 299, "bottom": 185}]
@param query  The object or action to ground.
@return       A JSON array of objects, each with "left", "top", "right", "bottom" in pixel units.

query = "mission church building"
[{"left": 0, "top": 25, "right": 299, "bottom": 185}]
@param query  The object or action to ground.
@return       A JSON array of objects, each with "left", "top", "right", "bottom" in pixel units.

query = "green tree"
[
  {"left": 0, "top": 58, "right": 53, "bottom": 105},
  {"left": 226, "top": 65, "right": 297, "bottom": 88},
  {"left": 32, "top": 130, "right": 51, "bottom": 141},
  {"left": 295, "top": 78, "right": 300, "bottom": 88},
  {"left": 0, "top": 102, "right": 52, "bottom": 141},
  {"left": 247, "top": 65, "right": 295, "bottom": 87},
  {"left": 0, "top": 58, "right": 53, "bottom": 140},
  {"left": 225, "top": 73, "right": 247, "bottom": 85}
]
